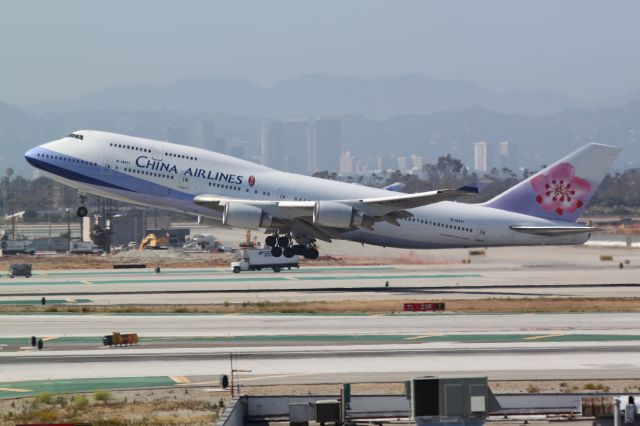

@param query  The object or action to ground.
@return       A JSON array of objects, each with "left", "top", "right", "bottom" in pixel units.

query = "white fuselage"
[{"left": 25, "top": 131, "right": 589, "bottom": 249}]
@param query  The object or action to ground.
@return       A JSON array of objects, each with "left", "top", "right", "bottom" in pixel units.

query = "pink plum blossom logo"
[{"left": 530, "top": 162, "right": 591, "bottom": 216}]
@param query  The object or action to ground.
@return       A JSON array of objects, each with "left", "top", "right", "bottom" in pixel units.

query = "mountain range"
[{"left": 28, "top": 74, "right": 640, "bottom": 119}]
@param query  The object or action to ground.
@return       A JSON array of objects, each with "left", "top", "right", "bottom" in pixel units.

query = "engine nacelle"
[
  {"left": 313, "top": 201, "right": 374, "bottom": 229},
  {"left": 222, "top": 203, "right": 274, "bottom": 229}
]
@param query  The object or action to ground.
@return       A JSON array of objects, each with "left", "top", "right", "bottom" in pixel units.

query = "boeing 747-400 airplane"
[{"left": 25, "top": 131, "right": 620, "bottom": 259}]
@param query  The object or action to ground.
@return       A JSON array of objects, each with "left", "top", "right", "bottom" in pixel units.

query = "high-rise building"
[
  {"left": 228, "top": 143, "right": 246, "bottom": 160},
  {"left": 498, "top": 141, "right": 510, "bottom": 170},
  {"left": 195, "top": 120, "right": 227, "bottom": 153},
  {"left": 310, "top": 119, "right": 341, "bottom": 173},
  {"left": 497, "top": 140, "right": 519, "bottom": 173},
  {"left": 474, "top": 141, "right": 489, "bottom": 173},
  {"left": 410, "top": 154, "right": 423, "bottom": 169},
  {"left": 283, "top": 118, "right": 311, "bottom": 174},
  {"left": 339, "top": 151, "right": 355, "bottom": 174},
  {"left": 165, "top": 126, "right": 188, "bottom": 145},
  {"left": 397, "top": 156, "right": 408, "bottom": 172},
  {"left": 261, "top": 121, "right": 284, "bottom": 170}
]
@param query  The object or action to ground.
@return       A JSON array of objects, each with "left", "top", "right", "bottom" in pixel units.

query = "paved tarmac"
[
  {"left": 0, "top": 244, "right": 639, "bottom": 388},
  {"left": 1, "top": 312, "right": 640, "bottom": 384},
  {"left": 0, "top": 251, "right": 639, "bottom": 304}
]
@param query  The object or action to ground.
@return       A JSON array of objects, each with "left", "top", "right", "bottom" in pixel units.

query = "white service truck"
[
  {"left": 70, "top": 241, "right": 104, "bottom": 254},
  {"left": 230, "top": 249, "right": 299, "bottom": 273},
  {"left": 0, "top": 240, "right": 36, "bottom": 255}
]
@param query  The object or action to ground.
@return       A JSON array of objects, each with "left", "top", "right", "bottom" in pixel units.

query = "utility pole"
[{"left": 229, "top": 353, "right": 251, "bottom": 398}]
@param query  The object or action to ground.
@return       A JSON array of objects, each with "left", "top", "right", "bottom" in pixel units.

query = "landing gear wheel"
[
  {"left": 283, "top": 247, "right": 295, "bottom": 258},
  {"left": 303, "top": 248, "right": 319, "bottom": 259},
  {"left": 271, "top": 246, "right": 283, "bottom": 257},
  {"left": 76, "top": 206, "right": 88, "bottom": 217},
  {"left": 277, "top": 236, "right": 290, "bottom": 247},
  {"left": 265, "top": 235, "right": 276, "bottom": 247},
  {"left": 292, "top": 245, "right": 305, "bottom": 256}
]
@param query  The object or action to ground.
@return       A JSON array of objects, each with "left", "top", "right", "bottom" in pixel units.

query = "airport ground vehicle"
[
  {"left": 183, "top": 233, "right": 218, "bottom": 251},
  {"left": 0, "top": 240, "right": 36, "bottom": 255},
  {"left": 8, "top": 263, "right": 32, "bottom": 278},
  {"left": 70, "top": 241, "right": 104, "bottom": 254},
  {"left": 230, "top": 249, "right": 299, "bottom": 273},
  {"left": 102, "top": 332, "right": 139, "bottom": 346},
  {"left": 139, "top": 233, "right": 169, "bottom": 250}
]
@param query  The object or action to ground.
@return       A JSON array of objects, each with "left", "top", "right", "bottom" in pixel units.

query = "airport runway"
[
  {"left": 1, "top": 312, "right": 640, "bottom": 384},
  {"left": 2, "top": 312, "right": 640, "bottom": 337},
  {"left": 0, "top": 263, "right": 639, "bottom": 304}
]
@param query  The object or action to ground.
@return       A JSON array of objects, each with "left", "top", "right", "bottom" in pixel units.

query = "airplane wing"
[{"left": 193, "top": 184, "right": 480, "bottom": 236}]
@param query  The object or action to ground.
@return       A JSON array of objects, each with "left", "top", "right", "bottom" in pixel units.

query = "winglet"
[{"left": 456, "top": 181, "right": 487, "bottom": 194}]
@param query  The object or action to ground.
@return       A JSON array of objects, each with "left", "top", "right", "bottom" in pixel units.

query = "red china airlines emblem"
[
  {"left": 248, "top": 175, "right": 256, "bottom": 187},
  {"left": 530, "top": 162, "right": 591, "bottom": 216}
]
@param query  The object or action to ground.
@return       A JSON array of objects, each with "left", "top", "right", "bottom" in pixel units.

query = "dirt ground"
[
  {"left": 2, "top": 296, "right": 640, "bottom": 314},
  {"left": 0, "top": 387, "right": 229, "bottom": 425}
]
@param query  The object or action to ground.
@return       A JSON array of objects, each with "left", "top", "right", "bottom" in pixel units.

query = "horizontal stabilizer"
[{"left": 510, "top": 225, "right": 597, "bottom": 237}]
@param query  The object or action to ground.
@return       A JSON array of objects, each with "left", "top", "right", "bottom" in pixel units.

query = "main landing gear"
[{"left": 265, "top": 233, "right": 319, "bottom": 259}]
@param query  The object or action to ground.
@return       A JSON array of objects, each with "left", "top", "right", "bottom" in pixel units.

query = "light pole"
[{"left": 66, "top": 208, "right": 71, "bottom": 252}]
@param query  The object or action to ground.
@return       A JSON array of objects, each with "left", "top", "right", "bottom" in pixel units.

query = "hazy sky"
[{"left": 2, "top": 0, "right": 640, "bottom": 105}]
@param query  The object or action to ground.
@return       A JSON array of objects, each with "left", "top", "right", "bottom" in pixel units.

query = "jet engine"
[
  {"left": 313, "top": 201, "right": 374, "bottom": 229},
  {"left": 222, "top": 203, "right": 274, "bottom": 229}
]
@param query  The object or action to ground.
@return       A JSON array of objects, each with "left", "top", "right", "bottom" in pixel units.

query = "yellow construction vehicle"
[{"left": 139, "top": 233, "right": 169, "bottom": 250}]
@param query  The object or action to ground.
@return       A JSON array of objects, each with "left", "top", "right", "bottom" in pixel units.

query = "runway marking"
[
  {"left": 240, "top": 373, "right": 309, "bottom": 382},
  {"left": 81, "top": 281, "right": 92, "bottom": 285},
  {"left": 65, "top": 298, "right": 76, "bottom": 303},
  {"left": 285, "top": 277, "right": 298, "bottom": 280},
  {"left": 170, "top": 376, "right": 191, "bottom": 384},
  {"left": 0, "top": 387, "right": 30, "bottom": 393},
  {"left": 42, "top": 336, "right": 59, "bottom": 342},
  {"left": 370, "top": 314, "right": 386, "bottom": 317},
  {"left": 404, "top": 334, "right": 440, "bottom": 340},
  {"left": 226, "top": 313, "right": 241, "bottom": 316},
  {"left": 525, "top": 333, "right": 565, "bottom": 340}
]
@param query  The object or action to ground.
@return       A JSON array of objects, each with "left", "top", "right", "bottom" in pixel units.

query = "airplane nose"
[{"left": 24, "top": 147, "right": 40, "bottom": 167}]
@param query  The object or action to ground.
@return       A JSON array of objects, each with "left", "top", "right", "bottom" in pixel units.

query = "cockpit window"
[{"left": 67, "top": 133, "right": 84, "bottom": 140}]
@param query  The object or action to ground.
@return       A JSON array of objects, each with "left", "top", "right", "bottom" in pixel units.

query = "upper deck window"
[{"left": 67, "top": 133, "right": 84, "bottom": 140}]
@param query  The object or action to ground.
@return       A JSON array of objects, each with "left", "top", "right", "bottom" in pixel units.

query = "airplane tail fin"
[{"left": 484, "top": 143, "right": 621, "bottom": 222}]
